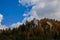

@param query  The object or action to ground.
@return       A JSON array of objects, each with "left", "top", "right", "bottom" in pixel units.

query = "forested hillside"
[{"left": 0, "top": 18, "right": 60, "bottom": 40}]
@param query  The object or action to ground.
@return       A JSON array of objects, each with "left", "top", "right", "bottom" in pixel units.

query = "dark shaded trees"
[{"left": 0, "top": 18, "right": 60, "bottom": 40}]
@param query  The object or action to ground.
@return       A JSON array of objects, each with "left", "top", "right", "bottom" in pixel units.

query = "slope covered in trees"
[{"left": 0, "top": 18, "right": 60, "bottom": 40}]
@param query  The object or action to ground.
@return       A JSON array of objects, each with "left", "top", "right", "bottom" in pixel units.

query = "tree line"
[{"left": 0, "top": 18, "right": 60, "bottom": 40}]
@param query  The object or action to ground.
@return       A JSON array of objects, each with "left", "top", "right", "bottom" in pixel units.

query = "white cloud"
[
  {"left": 22, "top": 15, "right": 33, "bottom": 23},
  {"left": 19, "top": 0, "right": 40, "bottom": 7},
  {"left": 0, "top": 25, "right": 8, "bottom": 30},
  {"left": 23, "top": 13, "right": 30, "bottom": 17},
  {"left": 11, "top": 22, "right": 22, "bottom": 29},
  {"left": 19, "top": 0, "right": 60, "bottom": 21},
  {"left": 0, "top": 22, "right": 23, "bottom": 30},
  {"left": 0, "top": 14, "right": 3, "bottom": 23}
]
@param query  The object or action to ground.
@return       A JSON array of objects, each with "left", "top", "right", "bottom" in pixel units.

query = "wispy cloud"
[
  {"left": 19, "top": 0, "right": 60, "bottom": 22},
  {"left": 0, "top": 14, "right": 3, "bottom": 24},
  {"left": 23, "top": 13, "right": 30, "bottom": 17}
]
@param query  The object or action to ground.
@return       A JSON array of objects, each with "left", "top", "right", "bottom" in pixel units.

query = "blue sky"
[
  {"left": 0, "top": 0, "right": 60, "bottom": 28},
  {"left": 0, "top": 0, "right": 32, "bottom": 26}
]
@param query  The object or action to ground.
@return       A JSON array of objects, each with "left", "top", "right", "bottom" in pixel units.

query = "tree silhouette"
[{"left": 0, "top": 18, "right": 60, "bottom": 40}]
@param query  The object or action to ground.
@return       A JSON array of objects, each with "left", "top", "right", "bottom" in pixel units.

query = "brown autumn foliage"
[
  {"left": 0, "top": 18, "right": 60, "bottom": 40},
  {"left": 40, "top": 18, "right": 60, "bottom": 32}
]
